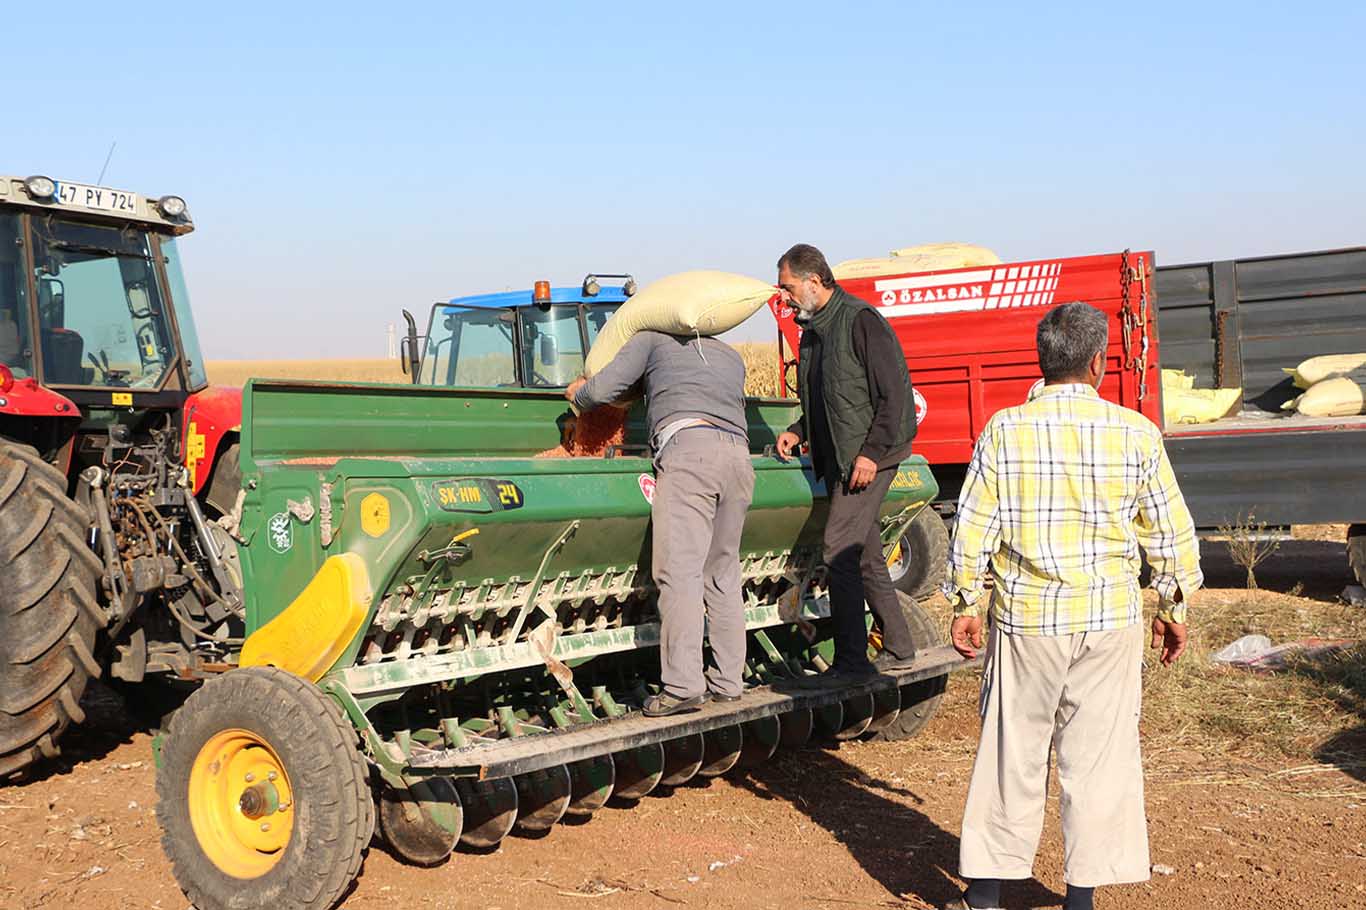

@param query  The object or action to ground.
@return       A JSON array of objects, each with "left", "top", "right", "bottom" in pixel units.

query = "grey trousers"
[
  {"left": 651, "top": 428, "right": 755, "bottom": 699},
  {"left": 960, "top": 623, "right": 1150, "bottom": 887}
]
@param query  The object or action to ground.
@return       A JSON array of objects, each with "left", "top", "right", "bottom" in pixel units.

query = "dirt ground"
[{"left": 2, "top": 535, "right": 1363, "bottom": 910}]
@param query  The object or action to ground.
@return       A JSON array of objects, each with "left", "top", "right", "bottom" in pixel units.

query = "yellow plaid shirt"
[{"left": 946, "top": 383, "right": 1203, "bottom": 634}]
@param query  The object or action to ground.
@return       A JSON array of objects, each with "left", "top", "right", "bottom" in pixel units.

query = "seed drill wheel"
[
  {"left": 156, "top": 667, "right": 372, "bottom": 910},
  {"left": 378, "top": 777, "right": 462, "bottom": 866},
  {"left": 885, "top": 508, "right": 950, "bottom": 601},
  {"left": 833, "top": 692, "right": 876, "bottom": 740},
  {"left": 659, "top": 734, "right": 705, "bottom": 787},
  {"left": 812, "top": 700, "right": 845, "bottom": 739},
  {"left": 777, "top": 708, "right": 814, "bottom": 748},
  {"left": 566, "top": 755, "right": 615, "bottom": 817},
  {"left": 873, "top": 594, "right": 949, "bottom": 742},
  {"left": 862, "top": 686, "right": 902, "bottom": 736},
  {"left": 610, "top": 744, "right": 665, "bottom": 801},
  {"left": 698, "top": 725, "right": 743, "bottom": 777},
  {"left": 513, "top": 764, "right": 572, "bottom": 834},
  {"left": 733, "top": 716, "right": 780, "bottom": 771},
  {"left": 455, "top": 778, "right": 518, "bottom": 849},
  {"left": 0, "top": 440, "right": 103, "bottom": 780}
]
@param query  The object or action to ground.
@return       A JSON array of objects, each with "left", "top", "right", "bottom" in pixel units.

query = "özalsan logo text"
[{"left": 873, "top": 263, "right": 1063, "bottom": 317}]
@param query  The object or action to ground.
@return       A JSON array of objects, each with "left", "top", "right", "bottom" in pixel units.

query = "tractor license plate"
[{"left": 57, "top": 181, "right": 139, "bottom": 215}]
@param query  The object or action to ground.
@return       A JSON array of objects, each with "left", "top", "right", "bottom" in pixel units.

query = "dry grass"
[
  {"left": 920, "top": 574, "right": 1366, "bottom": 782},
  {"left": 1137, "top": 587, "right": 1366, "bottom": 770},
  {"left": 207, "top": 343, "right": 785, "bottom": 396}
]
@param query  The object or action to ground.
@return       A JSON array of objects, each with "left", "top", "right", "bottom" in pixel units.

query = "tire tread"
[
  {"left": 156, "top": 666, "right": 372, "bottom": 910},
  {"left": 0, "top": 440, "right": 101, "bottom": 781}
]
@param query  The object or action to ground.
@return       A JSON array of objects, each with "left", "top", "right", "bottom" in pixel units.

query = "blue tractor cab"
[{"left": 402, "top": 273, "right": 635, "bottom": 388}]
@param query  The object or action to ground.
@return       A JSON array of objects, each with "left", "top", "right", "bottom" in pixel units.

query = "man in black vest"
[{"left": 775, "top": 243, "right": 920, "bottom": 687}]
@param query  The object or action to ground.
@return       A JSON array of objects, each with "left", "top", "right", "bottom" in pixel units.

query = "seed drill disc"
[
  {"left": 812, "top": 700, "right": 845, "bottom": 739},
  {"left": 862, "top": 685, "right": 902, "bottom": 735},
  {"left": 566, "top": 754, "right": 615, "bottom": 817},
  {"left": 513, "top": 764, "right": 572, "bottom": 834},
  {"left": 378, "top": 776, "right": 462, "bottom": 866},
  {"left": 777, "top": 708, "right": 814, "bottom": 748},
  {"left": 455, "top": 777, "right": 518, "bottom": 849},
  {"left": 659, "top": 734, "right": 705, "bottom": 787},
  {"left": 834, "top": 692, "right": 875, "bottom": 740},
  {"left": 733, "top": 715, "right": 780, "bottom": 771},
  {"left": 611, "top": 744, "right": 665, "bottom": 801},
  {"left": 698, "top": 725, "right": 743, "bottom": 777}
]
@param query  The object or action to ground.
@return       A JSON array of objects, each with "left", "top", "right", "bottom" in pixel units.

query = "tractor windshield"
[
  {"left": 519, "top": 306, "right": 586, "bottom": 387},
  {"left": 29, "top": 217, "right": 177, "bottom": 388},
  {"left": 422, "top": 306, "right": 519, "bottom": 386},
  {"left": 0, "top": 213, "right": 34, "bottom": 379},
  {"left": 519, "top": 303, "right": 621, "bottom": 388}
]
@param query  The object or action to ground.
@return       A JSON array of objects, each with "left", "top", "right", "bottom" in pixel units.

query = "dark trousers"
[{"left": 823, "top": 464, "right": 918, "bottom": 669}]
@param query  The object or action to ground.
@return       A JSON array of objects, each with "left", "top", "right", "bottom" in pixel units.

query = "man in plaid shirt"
[{"left": 943, "top": 302, "right": 1203, "bottom": 910}]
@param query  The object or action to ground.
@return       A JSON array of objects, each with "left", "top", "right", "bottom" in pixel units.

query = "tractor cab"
[
  {"left": 0, "top": 175, "right": 208, "bottom": 407},
  {"left": 404, "top": 274, "right": 635, "bottom": 388}
]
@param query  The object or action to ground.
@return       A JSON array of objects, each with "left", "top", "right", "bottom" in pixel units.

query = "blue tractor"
[{"left": 401, "top": 274, "right": 636, "bottom": 388}]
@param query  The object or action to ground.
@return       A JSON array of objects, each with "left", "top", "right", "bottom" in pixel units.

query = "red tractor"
[{"left": 1, "top": 174, "right": 242, "bottom": 778}]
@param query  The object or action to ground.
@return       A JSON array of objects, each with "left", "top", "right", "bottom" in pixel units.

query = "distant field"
[
  {"left": 207, "top": 343, "right": 784, "bottom": 396},
  {"left": 206, "top": 359, "right": 405, "bottom": 387}
]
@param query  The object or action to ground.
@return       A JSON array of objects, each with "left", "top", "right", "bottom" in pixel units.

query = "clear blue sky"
[{"left": 8, "top": 1, "right": 1363, "bottom": 358}]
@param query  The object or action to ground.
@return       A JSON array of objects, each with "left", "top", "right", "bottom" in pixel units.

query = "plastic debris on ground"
[{"left": 1211, "top": 633, "right": 1356, "bottom": 671}]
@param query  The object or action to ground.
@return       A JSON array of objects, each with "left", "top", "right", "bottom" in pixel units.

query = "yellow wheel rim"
[
  {"left": 188, "top": 729, "right": 295, "bottom": 878},
  {"left": 885, "top": 539, "right": 904, "bottom": 571}
]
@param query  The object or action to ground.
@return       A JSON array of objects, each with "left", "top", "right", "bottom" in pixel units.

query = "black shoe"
[
  {"left": 642, "top": 692, "right": 706, "bottom": 717},
  {"left": 790, "top": 663, "right": 878, "bottom": 690},
  {"left": 872, "top": 650, "right": 917, "bottom": 673},
  {"left": 703, "top": 690, "right": 742, "bottom": 704}
]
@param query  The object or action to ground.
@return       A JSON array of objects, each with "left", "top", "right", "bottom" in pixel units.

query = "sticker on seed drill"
[
  {"left": 913, "top": 389, "right": 928, "bottom": 425},
  {"left": 494, "top": 482, "right": 523, "bottom": 508},
  {"left": 637, "top": 473, "right": 656, "bottom": 505},
  {"left": 267, "top": 511, "right": 293, "bottom": 553},
  {"left": 890, "top": 470, "right": 923, "bottom": 491},
  {"left": 432, "top": 479, "right": 523, "bottom": 513}
]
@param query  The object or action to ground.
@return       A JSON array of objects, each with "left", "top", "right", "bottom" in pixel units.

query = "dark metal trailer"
[{"left": 1155, "top": 247, "right": 1366, "bottom": 583}]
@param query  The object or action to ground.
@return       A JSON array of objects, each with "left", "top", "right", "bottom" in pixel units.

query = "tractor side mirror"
[
  {"left": 37, "top": 277, "right": 65, "bottom": 327},
  {"left": 401, "top": 309, "right": 422, "bottom": 383}
]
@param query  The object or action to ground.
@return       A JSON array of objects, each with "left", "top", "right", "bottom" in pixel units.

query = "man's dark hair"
[
  {"left": 1036, "top": 302, "right": 1109, "bottom": 382},
  {"left": 777, "top": 243, "right": 836, "bottom": 289}
]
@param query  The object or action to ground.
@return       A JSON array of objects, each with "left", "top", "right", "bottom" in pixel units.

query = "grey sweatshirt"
[{"left": 574, "top": 331, "right": 748, "bottom": 447}]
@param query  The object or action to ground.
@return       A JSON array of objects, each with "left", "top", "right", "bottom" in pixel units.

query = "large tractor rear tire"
[
  {"left": 885, "top": 508, "right": 949, "bottom": 602},
  {"left": 157, "top": 666, "right": 373, "bottom": 910},
  {"left": 0, "top": 440, "right": 103, "bottom": 780},
  {"left": 1348, "top": 524, "right": 1366, "bottom": 589},
  {"left": 873, "top": 593, "right": 949, "bottom": 743}
]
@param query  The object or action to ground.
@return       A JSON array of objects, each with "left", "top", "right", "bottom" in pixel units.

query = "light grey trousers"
[
  {"left": 959, "top": 623, "right": 1150, "bottom": 888},
  {"left": 650, "top": 427, "right": 755, "bottom": 699}
]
